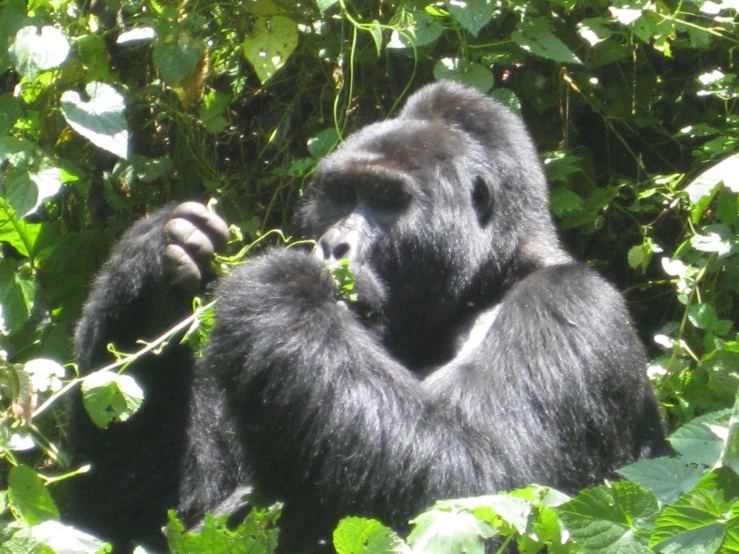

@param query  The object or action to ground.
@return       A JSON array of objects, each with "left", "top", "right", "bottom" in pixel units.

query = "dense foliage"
[{"left": 0, "top": 0, "right": 738, "bottom": 551}]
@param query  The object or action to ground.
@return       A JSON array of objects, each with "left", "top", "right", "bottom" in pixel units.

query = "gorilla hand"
[{"left": 163, "top": 202, "right": 230, "bottom": 292}]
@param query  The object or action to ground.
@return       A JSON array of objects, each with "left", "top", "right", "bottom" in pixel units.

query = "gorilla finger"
[
  {"left": 163, "top": 243, "right": 202, "bottom": 292},
  {"left": 164, "top": 218, "right": 216, "bottom": 263},
  {"left": 171, "top": 202, "right": 230, "bottom": 250}
]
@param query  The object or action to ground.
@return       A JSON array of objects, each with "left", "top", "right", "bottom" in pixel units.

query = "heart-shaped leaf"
[
  {"left": 60, "top": 82, "right": 129, "bottom": 159},
  {"left": 242, "top": 16, "right": 298, "bottom": 84},
  {"left": 9, "top": 25, "right": 70, "bottom": 80}
]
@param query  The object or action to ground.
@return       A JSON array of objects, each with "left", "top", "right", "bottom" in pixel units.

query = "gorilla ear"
[{"left": 472, "top": 176, "right": 494, "bottom": 226}]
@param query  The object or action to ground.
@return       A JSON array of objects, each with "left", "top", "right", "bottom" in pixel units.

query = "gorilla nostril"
[{"left": 332, "top": 242, "right": 350, "bottom": 260}]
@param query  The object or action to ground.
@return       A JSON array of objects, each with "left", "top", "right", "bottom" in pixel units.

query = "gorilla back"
[{"left": 71, "top": 81, "right": 665, "bottom": 552}]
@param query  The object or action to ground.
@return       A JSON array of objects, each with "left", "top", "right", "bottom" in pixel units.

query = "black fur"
[{"left": 71, "top": 82, "right": 665, "bottom": 552}]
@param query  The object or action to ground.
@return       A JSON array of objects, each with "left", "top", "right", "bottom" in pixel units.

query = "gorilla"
[{"left": 70, "top": 81, "right": 665, "bottom": 552}]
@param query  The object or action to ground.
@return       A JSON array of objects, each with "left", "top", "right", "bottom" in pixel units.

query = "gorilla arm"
[
  {"left": 70, "top": 202, "right": 229, "bottom": 550},
  {"left": 208, "top": 249, "right": 512, "bottom": 543}
]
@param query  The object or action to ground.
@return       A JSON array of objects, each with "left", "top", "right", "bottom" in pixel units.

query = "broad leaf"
[
  {"left": 512, "top": 18, "right": 583, "bottom": 65},
  {"left": 407, "top": 508, "right": 496, "bottom": 554},
  {"left": 9, "top": 25, "right": 70, "bottom": 80},
  {"left": 6, "top": 165, "right": 63, "bottom": 218},
  {"left": 333, "top": 517, "right": 409, "bottom": 554},
  {"left": 153, "top": 22, "right": 205, "bottom": 85},
  {"left": 81, "top": 371, "right": 144, "bottom": 429},
  {"left": 60, "top": 82, "right": 129, "bottom": 159},
  {"left": 650, "top": 486, "right": 726, "bottom": 553},
  {"left": 617, "top": 457, "right": 706, "bottom": 505},
  {"left": 445, "top": 0, "right": 495, "bottom": 37},
  {"left": 242, "top": 16, "right": 299, "bottom": 84},
  {"left": 556, "top": 481, "right": 658, "bottom": 553},
  {"left": 433, "top": 58, "right": 494, "bottom": 92},
  {"left": 8, "top": 465, "right": 60, "bottom": 527}
]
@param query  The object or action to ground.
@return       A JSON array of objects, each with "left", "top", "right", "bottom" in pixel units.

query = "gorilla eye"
[
  {"left": 472, "top": 176, "right": 493, "bottom": 225},
  {"left": 323, "top": 182, "right": 356, "bottom": 207},
  {"left": 363, "top": 181, "right": 408, "bottom": 212}
]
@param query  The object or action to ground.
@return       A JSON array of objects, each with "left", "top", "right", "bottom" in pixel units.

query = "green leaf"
[
  {"left": 407, "top": 508, "right": 496, "bottom": 554},
  {"left": 307, "top": 128, "right": 339, "bottom": 159},
  {"left": 668, "top": 411, "right": 731, "bottom": 466},
  {"left": 512, "top": 18, "right": 583, "bottom": 65},
  {"left": 388, "top": 12, "right": 443, "bottom": 49},
  {"left": 166, "top": 504, "right": 281, "bottom": 553},
  {"left": 0, "top": 202, "right": 43, "bottom": 258},
  {"left": 650, "top": 486, "right": 726, "bottom": 553},
  {"left": 60, "top": 82, "right": 129, "bottom": 159},
  {"left": 556, "top": 481, "right": 658, "bottom": 553},
  {"left": 433, "top": 58, "right": 494, "bottom": 92},
  {"left": 81, "top": 371, "right": 144, "bottom": 429},
  {"left": 550, "top": 188, "right": 585, "bottom": 216},
  {"left": 438, "top": 494, "right": 531, "bottom": 534},
  {"left": 0, "top": 93, "right": 22, "bottom": 136},
  {"left": 6, "top": 165, "right": 63, "bottom": 218},
  {"left": 617, "top": 457, "right": 706, "bottom": 505},
  {"left": 688, "top": 303, "right": 719, "bottom": 331},
  {"left": 74, "top": 34, "right": 111, "bottom": 82},
  {"left": 0, "top": 259, "right": 37, "bottom": 335},
  {"left": 684, "top": 153, "right": 739, "bottom": 222},
  {"left": 628, "top": 244, "right": 651, "bottom": 272},
  {"left": 153, "top": 21, "right": 205, "bottom": 85},
  {"left": 577, "top": 17, "right": 613, "bottom": 46},
  {"left": 316, "top": 0, "right": 338, "bottom": 13},
  {"left": 0, "top": 0, "right": 31, "bottom": 73},
  {"left": 199, "top": 91, "right": 230, "bottom": 134},
  {"left": 9, "top": 25, "right": 70, "bottom": 80},
  {"left": 367, "top": 21, "right": 383, "bottom": 56},
  {"left": 7, "top": 465, "right": 60, "bottom": 527},
  {"left": 721, "top": 393, "right": 739, "bottom": 477},
  {"left": 242, "top": 16, "right": 299, "bottom": 84},
  {"left": 333, "top": 517, "right": 409, "bottom": 554},
  {"left": 445, "top": 0, "right": 495, "bottom": 37}
]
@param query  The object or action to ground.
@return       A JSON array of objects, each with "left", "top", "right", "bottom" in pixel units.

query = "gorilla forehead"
[{"left": 318, "top": 118, "right": 481, "bottom": 186}]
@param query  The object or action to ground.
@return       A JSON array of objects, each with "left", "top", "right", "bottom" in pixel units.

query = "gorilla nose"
[{"left": 313, "top": 227, "right": 361, "bottom": 264}]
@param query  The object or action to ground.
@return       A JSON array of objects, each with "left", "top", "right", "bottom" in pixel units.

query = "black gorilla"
[{"left": 70, "top": 81, "right": 665, "bottom": 552}]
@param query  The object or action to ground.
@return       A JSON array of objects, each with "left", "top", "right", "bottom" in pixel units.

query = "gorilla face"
[{"left": 301, "top": 116, "right": 504, "bottom": 368}]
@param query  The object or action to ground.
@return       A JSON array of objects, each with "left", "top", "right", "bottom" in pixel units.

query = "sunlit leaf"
[
  {"left": 60, "top": 82, "right": 129, "bottom": 159},
  {"left": 8, "top": 465, "right": 60, "bottom": 527},
  {"left": 433, "top": 58, "right": 494, "bottom": 92},
  {"left": 512, "top": 19, "right": 582, "bottom": 65},
  {"left": 333, "top": 517, "right": 409, "bottom": 554},
  {"left": 81, "top": 371, "right": 144, "bottom": 429},
  {"left": 242, "top": 16, "right": 299, "bottom": 84},
  {"left": 9, "top": 25, "right": 70, "bottom": 80}
]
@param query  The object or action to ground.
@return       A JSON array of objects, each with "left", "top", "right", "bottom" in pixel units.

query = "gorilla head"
[{"left": 301, "top": 81, "right": 570, "bottom": 369}]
